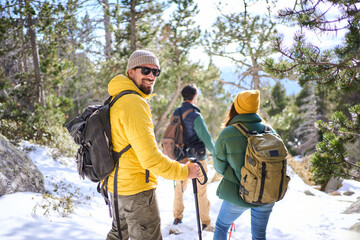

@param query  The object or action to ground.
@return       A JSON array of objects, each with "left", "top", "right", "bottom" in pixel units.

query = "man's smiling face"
[{"left": 128, "top": 64, "right": 158, "bottom": 95}]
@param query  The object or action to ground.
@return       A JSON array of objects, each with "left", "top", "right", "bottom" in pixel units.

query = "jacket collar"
[
  {"left": 181, "top": 101, "right": 201, "bottom": 113},
  {"left": 229, "top": 113, "right": 262, "bottom": 125},
  {"left": 107, "top": 74, "right": 155, "bottom": 100}
]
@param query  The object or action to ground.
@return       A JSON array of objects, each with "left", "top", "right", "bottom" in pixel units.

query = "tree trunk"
[
  {"left": 129, "top": 0, "right": 136, "bottom": 51},
  {"left": 18, "top": 5, "right": 28, "bottom": 73},
  {"left": 154, "top": 76, "right": 183, "bottom": 140},
  {"left": 103, "top": 0, "right": 112, "bottom": 59},
  {"left": 19, "top": 35, "right": 28, "bottom": 73},
  {"left": 253, "top": 72, "right": 261, "bottom": 90},
  {"left": 26, "top": 8, "right": 44, "bottom": 106}
]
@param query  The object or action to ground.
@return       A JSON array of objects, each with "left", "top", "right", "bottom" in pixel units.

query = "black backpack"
[
  {"left": 65, "top": 90, "right": 138, "bottom": 183},
  {"left": 65, "top": 90, "right": 139, "bottom": 240}
]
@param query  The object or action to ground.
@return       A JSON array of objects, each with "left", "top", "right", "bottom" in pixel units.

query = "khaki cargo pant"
[
  {"left": 173, "top": 159, "right": 211, "bottom": 226},
  {"left": 106, "top": 189, "right": 162, "bottom": 240}
]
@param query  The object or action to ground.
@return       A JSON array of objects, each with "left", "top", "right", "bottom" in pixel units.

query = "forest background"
[{"left": 1, "top": 0, "right": 359, "bottom": 189}]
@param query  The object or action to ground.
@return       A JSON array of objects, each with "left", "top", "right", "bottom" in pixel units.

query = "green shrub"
[
  {"left": 32, "top": 179, "right": 93, "bottom": 218},
  {"left": 0, "top": 93, "right": 76, "bottom": 158},
  {"left": 310, "top": 104, "right": 360, "bottom": 189}
]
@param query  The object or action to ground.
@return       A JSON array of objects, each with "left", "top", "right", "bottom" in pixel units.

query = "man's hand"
[{"left": 186, "top": 162, "right": 201, "bottom": 179}]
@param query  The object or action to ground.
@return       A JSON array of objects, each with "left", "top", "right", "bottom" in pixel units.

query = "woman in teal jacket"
[{"left": 213, "top": 90, "right": 274, "bottom": 240}]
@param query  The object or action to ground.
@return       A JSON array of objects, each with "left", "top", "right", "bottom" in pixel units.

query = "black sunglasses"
[{"left": 134, "top": 66, "right": 161, "bottom": 77}]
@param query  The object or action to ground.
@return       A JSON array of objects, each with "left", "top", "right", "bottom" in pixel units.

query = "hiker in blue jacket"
[
  {"left": 213, "top": 90, "right": 274, "bottom": 240},
  {"left": 172, "top": 84, "right": 215, "bottom": 232}
]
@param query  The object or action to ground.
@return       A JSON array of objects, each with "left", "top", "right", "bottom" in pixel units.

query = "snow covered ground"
[{"left": 0, "top": 143, "right": 359, "bottom": 240}]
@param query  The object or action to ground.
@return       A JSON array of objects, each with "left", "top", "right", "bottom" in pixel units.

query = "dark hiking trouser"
[{"left": 106, "top": 189, "right": 162, "bottom": 240}]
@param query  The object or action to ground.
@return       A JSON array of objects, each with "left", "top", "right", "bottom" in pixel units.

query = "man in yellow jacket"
[{"left": 106, "top": 50, "right": 200, "bottom": 240}]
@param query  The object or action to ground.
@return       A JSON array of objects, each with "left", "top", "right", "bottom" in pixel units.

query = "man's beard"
[
  {"left": 131, "top": 77, "right": 153, "bottom": 95},
  {"left": 139, "top": 82, "right": 153, "bottom": 95}
]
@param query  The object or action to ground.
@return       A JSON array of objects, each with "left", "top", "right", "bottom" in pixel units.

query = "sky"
[
  {"left": 191, "top": 0, "right": 297, "bottom": 65},
  {"left": 191, "top": 0, "right": 301, "bottom": 95},
  {"left": 190, "top": 0, "right": 346, "bottom": 96},
  {"left": 192, "top": 0, "right": 344, "bottom": 66},
  {"left": 1, "top": 142, "right": 359, "bottom": 240}
]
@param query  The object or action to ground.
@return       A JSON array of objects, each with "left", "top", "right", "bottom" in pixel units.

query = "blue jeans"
[{"left": 213, "top": 200, "right": 274, "bottom": 240}]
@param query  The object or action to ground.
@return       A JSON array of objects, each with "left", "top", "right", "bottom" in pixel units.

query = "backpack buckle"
[
  {"left": 247, "top": 156, "right": 256, "bottom": 166},
  {"left": 239, "top": 185, "right": 249, "bottom": 196}
]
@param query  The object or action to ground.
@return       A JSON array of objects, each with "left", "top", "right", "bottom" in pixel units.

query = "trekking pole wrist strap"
[{"left": 190, "top": 157, "right": 208, "bottom": 185}]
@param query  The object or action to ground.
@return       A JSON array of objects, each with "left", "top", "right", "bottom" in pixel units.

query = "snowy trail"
[{"left": 0, "top": 143, "right": 359, "bottom": 240}]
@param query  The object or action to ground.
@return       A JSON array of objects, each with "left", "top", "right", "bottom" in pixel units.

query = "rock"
[
  {"left": 0, "top": 134, "right": 45, "bottom": 196},
  {"left": 343, "top": 191, "right": 355, "bottom": 196},
  {"left": 343, "top": 199, "right": 360, "bottom": 214},
  {"left": 350, "top": 222, "right": 360, "bottom": 233},
  {"left": 324, "top": 177, "right": 343, "bottom": 193},
  {"left": 328, "top": 191, "right": 341, "bottom": 196},
  {"left": 304, "top": 190, "right": 315, "bottom": 196}
]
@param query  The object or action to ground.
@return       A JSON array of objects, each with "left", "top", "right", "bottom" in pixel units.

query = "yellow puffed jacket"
[{"left": 106, "top": 74, "right": 188, "bottom": 195}]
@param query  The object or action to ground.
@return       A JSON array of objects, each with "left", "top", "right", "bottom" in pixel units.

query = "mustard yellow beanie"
[{"left": 234, "top": 90, "right": 260, "bottom": 114}]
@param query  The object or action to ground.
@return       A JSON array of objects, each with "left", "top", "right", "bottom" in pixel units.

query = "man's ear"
[
  {"left": 193, "top": 93, "right": 198, "bottom": 103},
  {"left": 127, "top": 69, "right": 134, "bottom": 78}
]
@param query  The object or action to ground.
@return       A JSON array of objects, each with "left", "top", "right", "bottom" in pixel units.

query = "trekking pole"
[
  {"left": 190, "top": 157, "right": 208, "bottom": 240},
  {"left": 228, "top": 222, "right": 235, "bottom": 240}
]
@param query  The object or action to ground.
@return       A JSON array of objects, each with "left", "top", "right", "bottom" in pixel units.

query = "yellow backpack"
[{"left": 232, "top": 122, "right": 290, "bottom": 205}]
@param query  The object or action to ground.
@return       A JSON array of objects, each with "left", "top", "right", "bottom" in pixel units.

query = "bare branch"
[{"left": 215, "top": 78, "right": 247, "bottom": 90}]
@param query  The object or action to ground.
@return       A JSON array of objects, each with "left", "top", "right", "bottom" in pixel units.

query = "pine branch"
[
  {"left": 329, "top": 129, "right": 360, "bottom": 138},
  {"left": 345, "top": 174, "right": 360, "bottom": 180},
  {"left": 344, "top": 158, "right": 360, "bottom": 169},
  {"left": 349, "top": 67, "right": 358, "bottom": 86},
  {"left": 327, "top": 167, "right": 360, "bottom": 180}
]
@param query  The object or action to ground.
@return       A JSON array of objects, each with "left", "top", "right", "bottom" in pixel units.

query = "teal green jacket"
[
  {"left": 214, "top": 113, "right": 266, "bottom": 207},
  {"left": 175, "top": 102, "right": 215, "bottom": 161},
  {"left": 194, "top": 114, "right": 215, "bottom": 158}
]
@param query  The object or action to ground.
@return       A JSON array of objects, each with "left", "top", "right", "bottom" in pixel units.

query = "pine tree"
[
  {"left": 115, "top": 0, "right": 165, "bottom": 55},
  {"left": 265, "top": 0, "right": 360, "bottom": 89},
  {"left": 263, "top": 81, "right": 288, "bottom": 117},
  {"left": 293, "top": 83, "right": 319, "bottom": 155},
  {"left": 0, "top": 0, "right": 82, "bottom": 149},
  {"left": 94, "top": 0, "right": 165, "bottom": 99},
  {"left": 204, "top": 0, "right": 281, "bottom": 91},
  {"left": 264, "top": 0, "right": 360, "bottom": 185},
  {"left": 152, "top": 0, "right": 202, "bottom": 137},
  {"left": 311, "top": 104, "right": 360, "bottom": 186},
  {"left": 101, "top": 0, "right": 113, "bottom": 60},
  {"left": 151, "top": 0, "right": 226, "bottom": 140}
]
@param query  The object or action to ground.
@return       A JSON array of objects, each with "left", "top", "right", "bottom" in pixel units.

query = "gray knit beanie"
[{"left": 126, "top": 50, "right": 160, "bottom": 73}]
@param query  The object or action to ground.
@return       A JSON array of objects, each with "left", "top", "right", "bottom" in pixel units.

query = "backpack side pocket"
[
  {"left": 239, "top": 167, "right": 258, "bottom": 203},
  {"left": 161, "top": 138, "right": 176, "bottom": 160}
]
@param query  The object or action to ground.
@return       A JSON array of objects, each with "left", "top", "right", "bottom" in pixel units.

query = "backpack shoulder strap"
[
  {"left": 179, "top": 108, "right": 194, "bottom": 145},
  {"left": 263, "top": 125, "right": 274, "bottom": 133},
  {"left": 264, "top": 125, "right": 269, "bottom": 132},
  {"left": 108, "top": 90, "right": 140, "bottom": 107},
  {"left": 181, "top": 108, "right": 194, "bottom": 120},
  {"left": 109, "top": 90, "right": 148, "bottom": 182},
  {"left": 231, "top": 122, "right": 251, "bottom": 138},
  {"left": 106, "top": 90, "right": 147, "bottom": 240}
]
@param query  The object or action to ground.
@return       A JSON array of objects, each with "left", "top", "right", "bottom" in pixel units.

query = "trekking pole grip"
[{"left": 189, "top": 157, "right": 208, "bottom": 185}]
